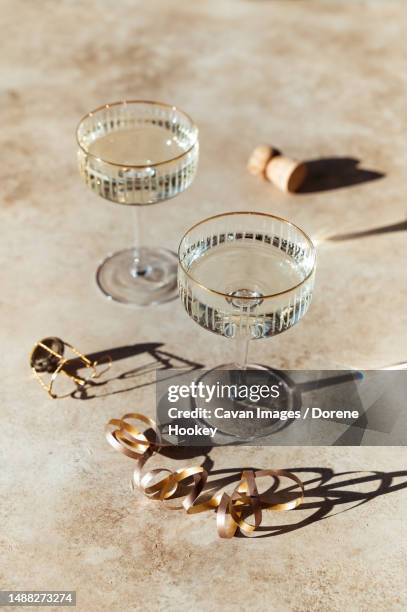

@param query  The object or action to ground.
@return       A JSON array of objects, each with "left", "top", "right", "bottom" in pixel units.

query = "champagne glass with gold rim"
[
  {"left": 177, "top": 211, "right": 316, "bottom": 439},
  {"left": 178, "top": 211, "right": 316, "bottom": 369},
  {"left": 77, "top": 100, "right": 199, "bottom": 306}
]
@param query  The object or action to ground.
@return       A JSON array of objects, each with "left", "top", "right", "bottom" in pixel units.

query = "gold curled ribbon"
[{"left": 106, "top": 413, "right": 304, "bottom": 539}]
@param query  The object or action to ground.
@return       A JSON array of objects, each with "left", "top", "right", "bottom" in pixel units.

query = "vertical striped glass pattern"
[
  {"left": 77, "top": 101, "right": 199, "bottom": 205},
  {"left": 178, "top": 213, "right": 316, "bottom": 340}
]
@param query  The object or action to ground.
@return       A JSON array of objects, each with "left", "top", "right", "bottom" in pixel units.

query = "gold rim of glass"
[
  {"left": 178, "top": 211, "right": 316, "bottom": 300},
  {"left": 76, "top": 99, "right": 199, "bottom": 169}
]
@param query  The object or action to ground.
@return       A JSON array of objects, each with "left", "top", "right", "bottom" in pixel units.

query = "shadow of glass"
[
  {"left": 161, "top": 369, "right": 365, "bottom": 444},
  {"left": 327, "top": 219, "right": 407, "bottom": 242}
]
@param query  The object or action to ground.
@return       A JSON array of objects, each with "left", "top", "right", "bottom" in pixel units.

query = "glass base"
[
  {"left": 215, "top": 362, "right": 270, "bottom": 371},
  {"left": 96, "top": 247, "right": 178, "bottom": 306},
  {"left": 194, "top": 365, "right": 295, "bottom": 441}
]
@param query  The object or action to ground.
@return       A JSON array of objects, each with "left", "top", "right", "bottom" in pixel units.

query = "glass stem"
[
  {"left": 235, "top": 330, "right": 250, "bottom": 370},
  {"left": 131, "top": 205, "right": 147, "bottom": 276}
]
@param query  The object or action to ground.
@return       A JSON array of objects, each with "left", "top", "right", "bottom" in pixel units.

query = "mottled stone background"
[{"left": 1, "top": 1, "right": 407, "bottom": 610}]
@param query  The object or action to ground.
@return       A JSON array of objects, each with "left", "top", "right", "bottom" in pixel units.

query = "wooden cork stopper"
[
  {"left": 247, "top": 145, "right": 278, "bottom": 177},
  {"left": 265, "top": 156, "right": 307, "bottom": 193}
]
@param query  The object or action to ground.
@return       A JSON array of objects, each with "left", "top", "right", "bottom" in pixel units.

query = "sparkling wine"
[
  {"left": 78, "top": 118, "right": 198, "bottom": 205},
  {"left": 88, "top": 125, "right": 188, "bottom": 166},
  {"left": 178, "top": 231, "right": 314, "bottom": 339},
  {"left": 77, "top": 100, "right": 199, "bottom": 306}
]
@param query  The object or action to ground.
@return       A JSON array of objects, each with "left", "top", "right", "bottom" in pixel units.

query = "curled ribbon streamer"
[{"left": 106, "top": 413, "right": 304, "bottom": 538}]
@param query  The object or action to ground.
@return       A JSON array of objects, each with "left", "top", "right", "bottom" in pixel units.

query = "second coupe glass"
[
  {"left": 178, "top": 212, "right": 316, "bottom": 370},
  {"left": 77, "top": 100, "right": 199, "bottom": 306}
]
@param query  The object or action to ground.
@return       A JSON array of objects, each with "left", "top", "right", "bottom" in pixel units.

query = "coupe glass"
[
  {"left": 77, "top": 100, "right": 199, "bottom": 306},
  {"left": 178, "top": 212, "right": 316, "bottom": 370}
]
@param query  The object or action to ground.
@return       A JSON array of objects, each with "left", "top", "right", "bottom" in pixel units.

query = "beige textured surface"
[{"left": 1, "top": 1, "right": 407, "bottom": 610}]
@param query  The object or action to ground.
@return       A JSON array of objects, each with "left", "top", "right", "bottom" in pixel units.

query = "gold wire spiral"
[{"left": 30, "top": 337, "right": 111, "bottom": 398}]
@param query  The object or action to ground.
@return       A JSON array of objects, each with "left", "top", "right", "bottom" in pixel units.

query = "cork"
[
  {"left": 247, "top": 145, "right": 279, "bottom": 177},
  {"left": 265, "top": 156, "right": 307, "bottom": 193}
]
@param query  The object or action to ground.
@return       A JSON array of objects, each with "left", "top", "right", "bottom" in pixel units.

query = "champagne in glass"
[
  {"left": 177, "top": 212, "right": 316, "bottom": 439},
  {"left": 77, "top": 100, "right": 199, "bottom": 305},
  {"left": 178, "top": 212, "right": 316, "bottom": 360}
]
